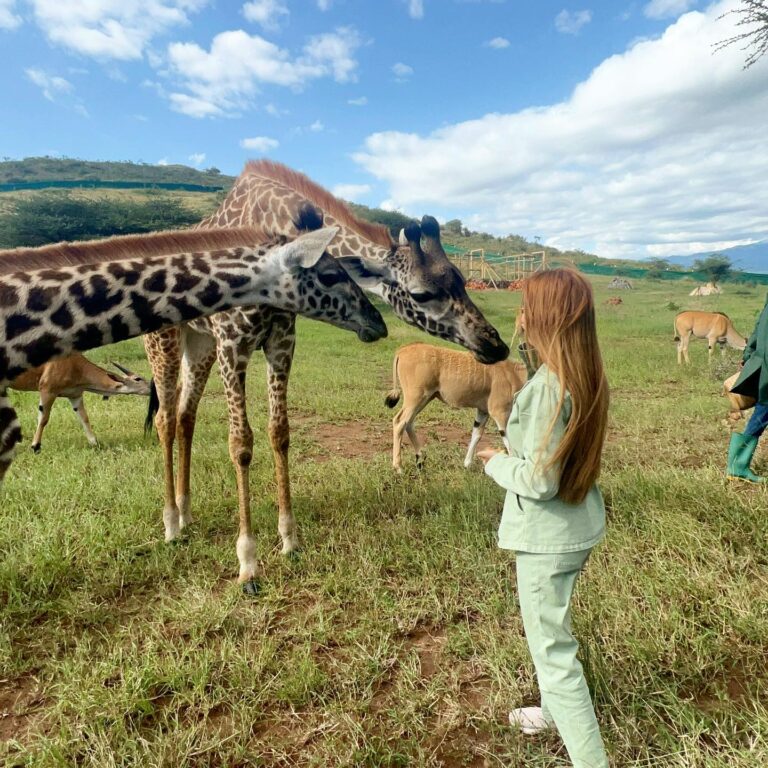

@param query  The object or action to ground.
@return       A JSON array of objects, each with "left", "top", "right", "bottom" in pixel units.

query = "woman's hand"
[{"left": 476, "top": 448, "right": 502, "bottom": 465}]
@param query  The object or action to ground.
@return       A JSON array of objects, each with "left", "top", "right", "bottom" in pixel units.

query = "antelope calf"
[
  {"left": 10, "top": 353, "right": 150, "bottom": 451},
  {"left": 674, "top": 310, "right": 747, "bottom": 364},
  {"left": 385, "top": 342, "right": 527, "bottom": 471}
]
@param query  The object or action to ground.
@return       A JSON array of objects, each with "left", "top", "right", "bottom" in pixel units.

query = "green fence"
[{"left": 0, "top": 180, "right": 224, "bottom": 193}]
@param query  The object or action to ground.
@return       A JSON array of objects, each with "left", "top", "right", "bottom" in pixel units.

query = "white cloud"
[
  {"left": 644, "top": 0, "right": 697, "bottom": 20},
  {"left": 240, "top": 136, "right": 279, "bottom": 152},
  {"left": 405, "top": 0, "right": 424, "bottom": 19},
  {"left": 353, "top": 1, "right": 768, "bottom": 259},
  {"left": 27, "top": 0, "right": 209, "bottom": 60},
  {"left": 242, "top": 0, "right": 288, "bottom": 31},
  {"left": 157, "top": 157, "right": 169, "bottom": 165},
  {"left": 166, "top": 27, "right": 361, "bottom": 117},
  {"left": 188, "top": 152, "right": 206, "bottom": 165},
  {"left": 486, "top": 36, "right": 510, "bottom": 49},
  {"left": 555, "top": 9, "right": 592, "bottom": 35},
  {"left": 392, "top": 62, "right": 414, "bottom": 80},
  {"left": 0, "top": 0, "right": 21, "bottom": 29},
  {"left": 25, "top": 68, "right": 73, "bottom": 101},
  {"left": 332, "top": 183, "right": 371, "bottom": 200},
  {"left": 309, "top": 120, "right": 324, "bottom": 132},
  {"left": 317, "top": 0, "right": 332, "bottom": 9},
  {"left": 265, "top": 102, "right": 289, "bottom": 116},
  {"left": 348, "top": 96, "right": 367, "bottom": 106}
]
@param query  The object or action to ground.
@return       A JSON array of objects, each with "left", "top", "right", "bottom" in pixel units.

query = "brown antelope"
[
  {"left": 385, "top": 342, "right": 528, "bottom": 471},
  {"left": 10, "top": 354, "right": 150, "bottom": 451},
  {"left": 674, "top": 310, "right": 747, "bottom": 364}
]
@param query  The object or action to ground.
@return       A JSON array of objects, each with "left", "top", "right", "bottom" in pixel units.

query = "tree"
[
  {"left": 444, "top": 219, "right": 463, "bottom": 235},
  {"left": 692, "top": 254, "right": 734, "bottom": 285},
  {"left": 0, "top": 191, "right": 200, "bottom": 248},
  {"left": 645, "top": 257, "right": 671, "bottom": 280},
  {"left": 716, "top": 1, "right": 768, "bottom": 69}
]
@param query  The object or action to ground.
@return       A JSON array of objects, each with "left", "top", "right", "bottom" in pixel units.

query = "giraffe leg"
[
  {"left": 217, "top": 335, "right": 260, "bottom": 585},
  {"left": 31, "top": 392, "right": 55, "bottom": 453},
  {"left": 69, "top": 395, "right": 98, "bottom": 446},
  {"left": 464, "top": 410, "right": 489, "bottom": 467},
  {"left": 144, "top": 329, "right": 183, "bottom": 542},
  {"left": 263, "top": 314, "right": 298, "bottom": 555},
  {"left": 175, "top": 326, "right": 217, "bottom": 530},
  {"left": 0, "top": 393, "right": 22, "bottom": 484}
]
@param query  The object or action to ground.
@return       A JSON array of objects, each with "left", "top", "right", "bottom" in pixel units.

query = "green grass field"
[{"left": 1, "top": 277, "right": 767, "bottom": 767}]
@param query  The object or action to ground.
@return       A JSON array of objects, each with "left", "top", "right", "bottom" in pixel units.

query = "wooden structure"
[{"left": 450, "top": 248, "right": 547, "bottom": 287}]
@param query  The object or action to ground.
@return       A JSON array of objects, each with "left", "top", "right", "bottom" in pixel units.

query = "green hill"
[{"left": 0, "top": 156, "right": 234, "bottom": 188}]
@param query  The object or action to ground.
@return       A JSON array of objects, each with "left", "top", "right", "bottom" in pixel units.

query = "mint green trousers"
[{"left": 516, "top": 549, "right": 608, "bottom": 768}]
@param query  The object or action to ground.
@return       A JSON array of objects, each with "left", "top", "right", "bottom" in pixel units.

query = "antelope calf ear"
[{"left": 277, "top": 226, "right": 339, "bottom": 269}]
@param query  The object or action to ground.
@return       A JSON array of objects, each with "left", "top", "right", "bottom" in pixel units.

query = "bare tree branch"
[{"left": 715, "top": 0, "right": 768, "bottom": 69}]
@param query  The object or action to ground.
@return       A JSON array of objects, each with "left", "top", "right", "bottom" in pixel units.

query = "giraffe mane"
[
  {"left": 0, "top": 227, "right": 275, "bottom": 276},
  {"left": 242, "top": 160, "right": 395, "bottom": 250}
]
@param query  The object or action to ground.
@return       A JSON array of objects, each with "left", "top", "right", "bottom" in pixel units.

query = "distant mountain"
[{"left": 667, "top": 241, "right": 768, "bottom": 274}]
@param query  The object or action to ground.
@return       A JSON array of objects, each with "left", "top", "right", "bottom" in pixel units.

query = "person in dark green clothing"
[
  {"left": 478, "top": 268, "right": 610, "bottom": 768},
  {"left": 727, "top": 295, "right": 768, "bottom": 482}
]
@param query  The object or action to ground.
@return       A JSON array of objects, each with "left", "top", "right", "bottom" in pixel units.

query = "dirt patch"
[
  {"left": 0, "top": 673, "right": 45, "bottom": 745},
  {"left": 293, "top": 414, "right": 497, "bottom": 464},
  {"left": 688, "top": 664, "right": 754, "bottom": 713},
  {"left": 406, "top": 627, "right": 448, "bottom": 680}
]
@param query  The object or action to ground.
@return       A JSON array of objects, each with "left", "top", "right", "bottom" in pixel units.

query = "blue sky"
[{"left": 1, "top": 0, "right": 767, "bottom": 260}]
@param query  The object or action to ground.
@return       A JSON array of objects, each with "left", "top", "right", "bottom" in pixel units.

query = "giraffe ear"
[
  {"left": 337, "top": 255, "right": 396, "bottom": 296},
  {"left": 278, "top": 226, "right": 339, "bottom": 269}
]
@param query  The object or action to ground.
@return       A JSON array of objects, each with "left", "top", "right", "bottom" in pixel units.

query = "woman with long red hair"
[{"left": 478, "top": 268, "right": 610, "bottom": 768}]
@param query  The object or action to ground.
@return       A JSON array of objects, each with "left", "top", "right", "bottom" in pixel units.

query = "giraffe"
[
  {"left": 143, "top": 160, "right": 509, "bottom": 593},
  {"left": 0, "top": 224, "right": 386, "bottom": 511}
]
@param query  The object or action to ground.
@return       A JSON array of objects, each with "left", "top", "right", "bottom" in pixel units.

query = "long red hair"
[{"left": 522, "top": 269, "right": 609, "bottom": 504}]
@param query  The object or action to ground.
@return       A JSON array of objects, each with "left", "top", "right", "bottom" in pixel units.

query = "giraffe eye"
[
  {"left": 411, "top": 290, "right": 440, "bottom": 304},
  {"left": 317, "top": 270, "right": 344, "bottom": 288}
]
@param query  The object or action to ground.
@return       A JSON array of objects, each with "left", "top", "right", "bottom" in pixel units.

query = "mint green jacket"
[{"left": 484, "top": 364, "right": 606, "bottom": 553}]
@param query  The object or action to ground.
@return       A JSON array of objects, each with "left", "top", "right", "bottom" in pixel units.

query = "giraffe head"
[
  {"left": 209, "top": 161, "right": 507, "bottom": 362},
  {"left": 267, "top": 227, "right": 387, "bottom": 343},
  {"left": 339, "top": 217, "right": 509, "bottom": 364}
]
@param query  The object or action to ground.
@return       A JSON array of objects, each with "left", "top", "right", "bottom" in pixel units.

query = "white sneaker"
[{"left": 509, "top": 706, "right": 551, "bottom": 735}]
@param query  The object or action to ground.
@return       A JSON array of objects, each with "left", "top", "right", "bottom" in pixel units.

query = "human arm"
[{"left": 482, "top": 380, "right": 566, "bottom": 501}]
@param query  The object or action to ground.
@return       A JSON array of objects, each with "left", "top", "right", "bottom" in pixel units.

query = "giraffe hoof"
[
  {"left": 241, "top": 579, "right": 261, "bottom": 597},
  {"left": 31, "top": 444, "right": 41, "bottom": 454}
]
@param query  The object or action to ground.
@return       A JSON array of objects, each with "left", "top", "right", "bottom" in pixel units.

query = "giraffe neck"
[{"left": 0, "top": 244, "right": 282, "bottom": 386}]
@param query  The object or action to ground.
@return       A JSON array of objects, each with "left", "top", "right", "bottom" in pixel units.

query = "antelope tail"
[
  {"left": 144, "top": 379, "right": 160, "bottom": 436},
  {"left": 384, "top": 353, "right": 401, "bottom": 409},
  {"left": 673, "top": 318, "right": 680, "bottom": 342}
]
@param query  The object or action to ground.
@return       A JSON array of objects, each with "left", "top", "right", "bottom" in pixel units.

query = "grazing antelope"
[
  {"left": 10, "top": 354, "right": 150, "bottom": 451},
  {"left": 385, "top": 342, "right": 528, "bottom": 471},
  {"left": 674, "top": 310, "right": 747, "bottom": 364}
]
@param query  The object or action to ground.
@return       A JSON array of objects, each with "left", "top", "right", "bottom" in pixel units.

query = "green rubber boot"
[{"left": 727, "top": 433, "right": 764, "bottom": 483}]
